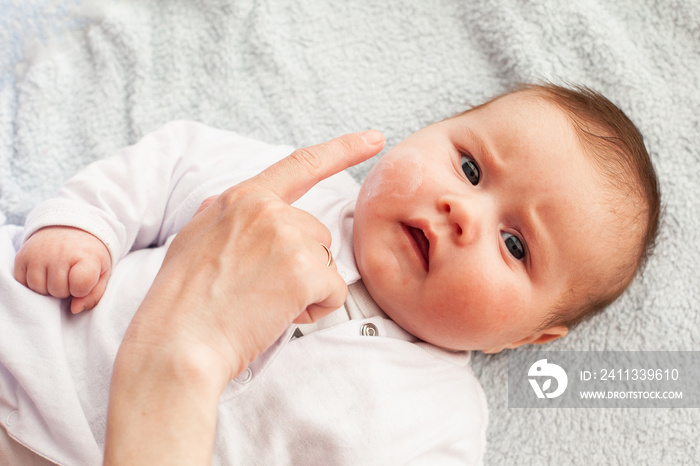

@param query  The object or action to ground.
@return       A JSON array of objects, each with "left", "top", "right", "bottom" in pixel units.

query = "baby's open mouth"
[{"left": 403, "top": 224, "right": 430, "bottom": 271}]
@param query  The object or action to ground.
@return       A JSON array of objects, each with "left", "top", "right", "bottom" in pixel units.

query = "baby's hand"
[{"left": 14, "top": 226, "right": 112, "bottom": 314}]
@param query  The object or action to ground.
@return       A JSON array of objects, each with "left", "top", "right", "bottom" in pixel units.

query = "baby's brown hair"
[{"left": 517, "top": 82, "right": 661, "bottom": 330}]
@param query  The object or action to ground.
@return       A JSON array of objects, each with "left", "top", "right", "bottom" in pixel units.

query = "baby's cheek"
[
  {"left": 492, "top": 306, "right": 519, "bottom": 326},
  {"left": 487, "top": 289, "right": 537, "bottom": 344},
  {"left": 471, "top": 284, "right": 524, "bottom": 333},
  {"left": 360, "top": 151, "right": 423, "bottom": 201}
]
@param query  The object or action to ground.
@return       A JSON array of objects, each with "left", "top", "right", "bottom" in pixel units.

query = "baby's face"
[{"left": 353, "top": 91, "right": 613, "bottom": 352}]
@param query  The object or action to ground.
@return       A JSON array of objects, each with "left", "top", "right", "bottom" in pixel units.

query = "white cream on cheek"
[{"left": 360, "top": 149, "right": 423, "bottom": 201}]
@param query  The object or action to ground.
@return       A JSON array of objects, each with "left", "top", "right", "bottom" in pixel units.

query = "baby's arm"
[
  {"left": 14, "top": 226, "right": 111, "bottom": 313},
  {"left": 21, "top": 121, "right": 293, "bottom": 262},
  {"left": 15, "top": 121, "right": 294, "bottom": 310}
]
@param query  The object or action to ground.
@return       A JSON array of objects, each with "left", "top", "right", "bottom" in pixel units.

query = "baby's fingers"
[
  {"left": 24, "top": 263, "right": 49, "bottom": 296},
  {"left": 46, "top": 264, "right": 72, "bottom": 299},
  {"left": 70, "top": 265, "right": 110, "bottom": 314},
  {"left": 66, "top": 257, "right": 110, "bottom": 312},
  {"left": 68, "top": 259, "right": 102, "bottom": 298},
  {"left": 71, "top": 274, "right": 109, "bottom": 314},
  {"left": 13, "top": 256, "right": 29, "bottom": 288}
]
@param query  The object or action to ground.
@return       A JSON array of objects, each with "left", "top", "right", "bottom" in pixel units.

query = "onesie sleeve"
[{"left": 22, "top": 121, "right": 294, "bottom": 264}]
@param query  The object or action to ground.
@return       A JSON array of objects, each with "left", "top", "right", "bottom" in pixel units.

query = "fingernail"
[{"left": 360, "top": 130, "right": 384, "bottom": 146}]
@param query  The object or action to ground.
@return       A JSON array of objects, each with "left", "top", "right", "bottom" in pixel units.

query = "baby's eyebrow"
[
  {"left": 463, "top": 128, "right": 491, "bottom": 158},
  {"left": 520, "top": 205, "right": 552, "bottom": 278},
  {"left": 463, "top": 127, "right": 502, "bottom": 172}
]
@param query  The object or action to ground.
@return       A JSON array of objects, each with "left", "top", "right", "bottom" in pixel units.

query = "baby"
[{"left": 3, "top": 83, "right": 660, "bottom": 465}]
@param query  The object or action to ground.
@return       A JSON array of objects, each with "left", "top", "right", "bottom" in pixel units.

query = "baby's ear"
[
  {"left": 526, "top": 326, "right": 569, "bottom": 346},
  {"left": 481, "top": 326, "right": 569, "bottom": 354}
]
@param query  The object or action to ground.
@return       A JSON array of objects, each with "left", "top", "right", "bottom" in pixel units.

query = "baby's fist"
[{"left": 14, "top": 226, "right": 112, "bottom": 313}]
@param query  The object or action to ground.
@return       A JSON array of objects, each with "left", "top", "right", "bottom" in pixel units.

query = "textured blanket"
[{"left": 2, "top": 0, "right": 698, "bottom": 464}]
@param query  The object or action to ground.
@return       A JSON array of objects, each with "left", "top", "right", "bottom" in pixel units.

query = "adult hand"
[
  {"left": 155, "top": 129, "right": 385, "bottom": 374},
  {"left": 104, "top": 130, "right": 385, "bottom": 465}
]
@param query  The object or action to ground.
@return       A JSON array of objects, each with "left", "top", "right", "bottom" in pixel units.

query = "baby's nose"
[{"left": 438, "top": 195, "right": 484, "bottom": 246}]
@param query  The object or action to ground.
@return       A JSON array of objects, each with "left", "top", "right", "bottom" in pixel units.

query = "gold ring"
[{"left": 320, "top": 243, "right": 334, "bottom": 267}]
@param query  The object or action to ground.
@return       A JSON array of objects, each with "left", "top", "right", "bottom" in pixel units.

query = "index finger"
[{"left": 254, "top": 130, "right": 385, "bottom": 204}]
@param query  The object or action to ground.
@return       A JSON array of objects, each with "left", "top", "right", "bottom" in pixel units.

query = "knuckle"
[
  {"left": 289, "top": 148, "right": 323, "bottom": 177},
  {"left": 217, "top": 190, "right": 238, "bottom": 210},
  {"left": 219, "top": 185, "right": 250, "bottom": 208},
  {"left": 219, "top": 185, "right": 274, "bottom": 219},
  {"left": 291, "top": 248, "right": 316, "bottom": 271},
  {"left": 26, "top": 268, "right": 46, "bottom": 294},
  {"left": 246, "top": 198, "right": 284, "bottom": 227},
  {"left": 278, "top": 244, "right": 315, "bottom": 281},
  {"left": 335, "top": 135, "right": 355, "bottom": 156}
]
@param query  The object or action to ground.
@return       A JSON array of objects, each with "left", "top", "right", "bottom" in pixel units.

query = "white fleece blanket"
[{"left": 1, "top": 0, "right": 698, "bottom": 464}]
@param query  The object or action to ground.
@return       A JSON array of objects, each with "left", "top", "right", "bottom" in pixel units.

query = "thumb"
[{"left": 253, "top": 130, "right": 384, "bottom": 204}]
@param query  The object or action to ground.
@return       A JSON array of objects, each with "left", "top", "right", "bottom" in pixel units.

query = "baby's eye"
[
  {"left": 460, "top": 154, "right": 480, "bottom": 186},
  {"left": 501, "top": 232, "right": 526, "bottom": 261}
]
